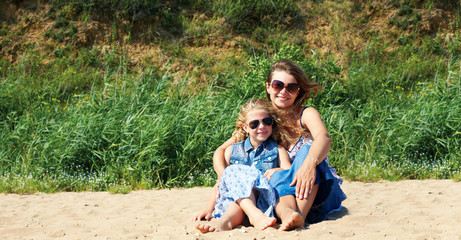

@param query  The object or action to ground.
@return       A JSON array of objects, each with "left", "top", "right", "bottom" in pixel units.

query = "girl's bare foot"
[
  {"left": 248, "top": 213, "right": 277, "bottom": 230},
  {"left": 280, "top": 211, "right": 303, "bottom": 231},
  {"left": 195, "top": 218, "right": 233, "bottom": 233}
]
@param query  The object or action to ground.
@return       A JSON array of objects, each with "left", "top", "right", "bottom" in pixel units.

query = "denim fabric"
[
  {"left": 230, "top": 137, "right": 279, "bottom": 174},
  {"left": 269, "top": 141, "right": 347, "bottom": 224},
  {"left": 213, "top": 137, "right": 279, "bottom": 218}
]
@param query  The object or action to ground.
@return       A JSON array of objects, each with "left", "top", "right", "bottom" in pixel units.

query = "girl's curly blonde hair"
[{"left": 232, "top": 99, "right": 299, "bottom": 148}]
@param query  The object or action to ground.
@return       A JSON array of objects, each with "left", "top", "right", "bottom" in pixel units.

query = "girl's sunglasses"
[
  {"left": 271, "top": 80, "right": 300, "bottom": 94},
  {"left": 248, "top": 117, "right": 274, "bottom": 130}
]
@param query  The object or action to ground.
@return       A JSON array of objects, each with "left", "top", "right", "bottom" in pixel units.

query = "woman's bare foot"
[
  {"left": 195, "top": 218, "right": 233, "bottom": 233},
  {"left": 248, "top": 213, "right": 277, "bottom": 230},
  {"left": 279, "top": 211, "right": 303, "bottom": 231}
]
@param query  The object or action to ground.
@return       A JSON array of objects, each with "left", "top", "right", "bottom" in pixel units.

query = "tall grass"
[
  {"left": 1, "top": 39, "right": 460, "bottom": 193},
  {"left": 0, "top": 51, "right": 236, "bottom": 192},
  {"left": 317, "top": 38, "right": 461, "bottom": 180},
  {"left": 47, "top": 0, "right": 189, "bottom": 39},
  {"left": 212, "top": 0, "right": 303, "bottom": 34}
]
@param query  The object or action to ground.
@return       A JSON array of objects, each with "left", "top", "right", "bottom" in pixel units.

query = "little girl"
[{"left": 193, "top": 99, "right": 298, "bottom": 232}]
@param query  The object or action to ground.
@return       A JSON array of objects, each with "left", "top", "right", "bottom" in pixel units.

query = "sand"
[{"left": 1, "top": 180, "right": 460, "bottom": 240}]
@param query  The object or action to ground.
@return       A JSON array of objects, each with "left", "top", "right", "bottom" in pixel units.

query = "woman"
[{"left": 212, "top": 59, "right": 346, "bottom": 231}]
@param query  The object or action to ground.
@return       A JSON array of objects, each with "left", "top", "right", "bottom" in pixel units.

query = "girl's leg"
[
  {"left": 195, "top": 202, "right": 245, "bottom": 233},
  {"left": 274, "top": 195, "right": 303, "bottom": 231},
  {"left": 236, "top": 191, "right": 277, "bottom": 230}
]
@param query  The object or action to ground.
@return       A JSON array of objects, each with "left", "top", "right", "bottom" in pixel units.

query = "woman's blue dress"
[{"left": 269, "top": 137, "right": 347, "bottom": 223}]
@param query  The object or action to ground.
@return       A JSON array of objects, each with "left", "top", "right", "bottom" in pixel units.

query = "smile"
[{"left": 277, "top": 95, "right": 290, "bottom": 101}]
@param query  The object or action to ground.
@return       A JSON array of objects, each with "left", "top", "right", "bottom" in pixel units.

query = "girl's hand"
[
  {"left": 290, "top": 155, "right": 316, "bottom": 200},
  {"left": 192, "top": 209, "right": 213, "bottom": 221},
  {"left": 264, "top": 169, "right": 278, "bottom": 181}
]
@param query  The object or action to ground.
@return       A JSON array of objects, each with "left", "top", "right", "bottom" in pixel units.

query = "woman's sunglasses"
[
  {"left": 248, "top": 117, "right": 274, "bottom": 130},
  {"left": 271, "top": 80, "right": 300, "bottom": 94}
]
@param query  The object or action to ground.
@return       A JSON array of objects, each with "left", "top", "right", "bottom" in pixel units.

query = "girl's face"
[
  {"left": 243, "top": 109, "right": 273, "bottom": 148},
  {"left": 266, "top": 70, "right": 299, "bottom": 110}
]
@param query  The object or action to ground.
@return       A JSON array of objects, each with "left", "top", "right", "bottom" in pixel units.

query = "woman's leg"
[
  {"left": 296, "top": 183, "right": 319, "bottom": 220},
  {"left": 195, "top": 202, "right": 245, "bottom": 233},
  {"left": 274, "top": 183, "right": 319, "bottom": 231},
  {"left": 236, "top": 191, "right": 277, "bottom": 230},
  {"left": 273, "top": 195, "right": 303, "bottom": 231}
]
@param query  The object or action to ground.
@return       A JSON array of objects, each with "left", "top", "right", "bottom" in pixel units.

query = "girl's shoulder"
[
  {"left": 276, "top": 143, "right": 288, "bottom": 153},
  {"left": 231, "top": 138, "right": 247, "bottom": 147},
  {"left": 230, "top": 138, "right": 250, "bottom": 155}
]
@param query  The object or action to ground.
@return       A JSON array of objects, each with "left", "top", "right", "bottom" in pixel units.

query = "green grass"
[
  {"left": 212, "top": 0, "right": 303, "bottom": 34},
  {"left": 0, "top": 63, "right": 232, "bottom": 192},
  {"left": 1, "top": 0, "right": 461, "bottom": 192},
  {"left": 317, "top": 38, "right": 461, "bottom": 180},
  {"left": 1, "top": 41, "right": 460, "bottom": 193}
]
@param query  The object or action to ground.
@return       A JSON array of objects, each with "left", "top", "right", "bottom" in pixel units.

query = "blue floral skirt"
[{"left": 213, "top": 164, "right": 277, "bottom": 218}]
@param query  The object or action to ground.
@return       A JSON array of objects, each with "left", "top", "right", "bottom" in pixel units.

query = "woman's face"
[
  {"left": 266, "top": 70, "right": 299, "bottom": 110},
  {"left": 243, "top": 109, "right": 273, "bottom": 147}
]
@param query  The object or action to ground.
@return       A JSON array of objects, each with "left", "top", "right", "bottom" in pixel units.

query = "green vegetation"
[
  {"left": 212, "top": 0, "right": 303, "bottom": 33},
  {"left": 0, "top": 0, "right": 460, "bottom": 193}
]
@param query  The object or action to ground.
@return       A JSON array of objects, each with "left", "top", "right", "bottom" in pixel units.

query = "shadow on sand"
[{"left": 327, "top": 206, "right": 349, "bottom": 220}]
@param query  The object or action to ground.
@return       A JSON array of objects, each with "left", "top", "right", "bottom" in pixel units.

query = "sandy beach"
[{"left": 1, "top": 180, "right": 460, "bottom": 239}]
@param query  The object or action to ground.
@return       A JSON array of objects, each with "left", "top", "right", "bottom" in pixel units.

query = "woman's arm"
[
  {"left": 224, "top": 145, "right": 232, "bottom": 165},
  {"left": 213, "top": 137, "right": 234, "bottom": 178},
  {"left": 301, "top": 107, "right": 331, "bottom": 163},
  {"left": 193, "top": 146, "right": 233, "bottom": 221},
  {"left": 291, "top": 107, "right": 332, "bottom": 200},
  {"left": 192, "top": 182, "right": 218, "bottom": 221}
]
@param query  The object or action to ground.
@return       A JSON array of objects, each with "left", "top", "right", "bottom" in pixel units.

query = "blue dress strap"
[{"left": 299, "top": 107, "right": 308, "bottom": 129}]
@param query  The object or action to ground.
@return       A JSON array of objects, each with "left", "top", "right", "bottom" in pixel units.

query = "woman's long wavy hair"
[
  {"left": 265, "top": 59, "right": 323, "bottom": 110},
  {"left": 232, "top": 99, "right": 299, "bottom": 148}
]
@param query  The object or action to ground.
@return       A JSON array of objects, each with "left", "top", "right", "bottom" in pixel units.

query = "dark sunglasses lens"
[
  {"left": 286, "top": 83, "right": 299, "bottom": 93},
  {"left": 271, "top": 80, "right": 285, "bottom": 90},
  {"left": 249, "top": 120, "right": 259, "bottom": 129},
  {"left": 272, "top": 80, "right": 299, "bottom": 93},
  {"left": 262, "top": 117, "right": 273, "bottom": 126}
]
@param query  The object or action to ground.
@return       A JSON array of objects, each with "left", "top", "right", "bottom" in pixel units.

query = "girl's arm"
[
  {"left": 264, "top": 145, "right": 291, "bottom": 181},
  {"left": 213, "top": 137, "right": 234, "bottom": 178},
  {"left": 291, "top": 107, "right": 332, "bottom": 200}
]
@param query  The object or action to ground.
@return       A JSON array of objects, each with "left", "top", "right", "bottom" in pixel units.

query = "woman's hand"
[
  {"left": 192, "top": 182, "right": 219, "bottom": 221},
  {"left": 290, "top": 155, "right": 317, "bottom": 200}
]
